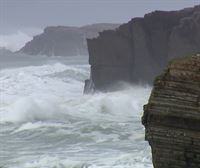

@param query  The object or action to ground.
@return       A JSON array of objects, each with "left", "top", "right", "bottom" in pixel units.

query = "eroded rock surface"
[
  {"left": 86, "top": 5, "right": 200, "bottom": 91},
  {"left": 142, "top": 54, "right": 200, "bottom": 168}
]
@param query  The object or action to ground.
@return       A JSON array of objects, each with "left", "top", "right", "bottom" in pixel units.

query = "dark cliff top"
[
  {"left": 43, "top": 23, "right": 120, "bottom": 34},
  {"left": 44, "top": 26, "right": 80, "bottom": 33},
  {"left": 88, "top": 4, "right": 200, "bottom": 41}
]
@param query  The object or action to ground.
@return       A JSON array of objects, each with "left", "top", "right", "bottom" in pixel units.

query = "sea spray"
[{"left": 0, "top": 55, "right": 152, "bottom": 168}]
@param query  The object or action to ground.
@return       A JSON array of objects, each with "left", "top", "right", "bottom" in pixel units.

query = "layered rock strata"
[
  {"left": 142, "top": 54, "right": 200, "bottom": 168},
  {"left": 86, "top": 5, "right": 200, "bottom": 91}
]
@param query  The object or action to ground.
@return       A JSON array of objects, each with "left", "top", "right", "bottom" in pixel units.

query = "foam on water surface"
[{"left": 0, "top": 55, "right": 152, "bottom": 168}]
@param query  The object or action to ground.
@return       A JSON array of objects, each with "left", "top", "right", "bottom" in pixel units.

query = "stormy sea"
[{"left": 0, "top": 53, "right": 152, "bottom": 168}]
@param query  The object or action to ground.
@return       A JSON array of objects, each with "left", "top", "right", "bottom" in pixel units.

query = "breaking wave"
[{"left": 0, "top": 56, "right": 152, "bottom": 168}]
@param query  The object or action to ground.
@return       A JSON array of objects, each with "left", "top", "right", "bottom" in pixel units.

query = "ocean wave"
[
  {"left": 7, "top": 153, "right": 152, "bottom": 168},
  {"left": 0, "top": 57, "right": 152, "bottom": 167}
]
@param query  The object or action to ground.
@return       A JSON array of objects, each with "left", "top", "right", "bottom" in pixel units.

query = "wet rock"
[
  {"left": 86, "top": 5, "right": 200, "bottom": 91},
  {"left": 142, "top": 53, "right": 200, "bottom": 168},
  {"left": 84, "top": 79, "right": 95, "bottom": 94}
]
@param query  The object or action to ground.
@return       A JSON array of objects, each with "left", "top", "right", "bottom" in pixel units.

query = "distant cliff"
[
  {"left": 86, "top": 5, "right": 200, "bottom": 91},
  {"left": 142, "top": 54, "right": 200, "bottom": 168},
  {"left": 0, "top": 47, "right": 13, "bottom": 55},
  {"left": 19, "top": 23, "right": 120, "bottom": 56}
]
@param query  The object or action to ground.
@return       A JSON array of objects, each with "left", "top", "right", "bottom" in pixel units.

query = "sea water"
[{"left": 0, "top": 54, "right": 152, "bottom": 168}]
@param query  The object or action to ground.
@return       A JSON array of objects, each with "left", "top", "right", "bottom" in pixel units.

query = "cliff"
[
  {"left": 0, "top": 47, "right": 13, "bottom": 55},
  {"left": 19, "top": 23, "right": 120, "bottom": 56},
  {"left": 86, "top": 5, "right": 200, "bottom": 91},
  {"left": 142, "top": 54, "right": 200, "bottom": 168}
]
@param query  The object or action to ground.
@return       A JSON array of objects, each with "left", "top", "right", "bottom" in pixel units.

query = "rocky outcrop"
[
  {"left": 142, "top": 54, "right": 200, "bottom": 168},
  {"left": 19, "top": 23, "right": 120, "bottom": 56},
  {"left": 86, "top": 5, "right": 200, "bottom": 91}
]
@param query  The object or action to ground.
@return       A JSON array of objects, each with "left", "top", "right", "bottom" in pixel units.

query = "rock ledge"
[{"left": 142, "top": 54, "right": 200, "bottom": 168}]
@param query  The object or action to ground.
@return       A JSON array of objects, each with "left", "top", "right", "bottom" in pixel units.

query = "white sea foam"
[
  {"left": 15, "top": 154, "right": 152, "bottom": 168},
  {"left": 0, "top": 55, "right": 152, "bottom": 168},
  {"left": 0, "top": 62, "right": 149, "bottom": 123}
]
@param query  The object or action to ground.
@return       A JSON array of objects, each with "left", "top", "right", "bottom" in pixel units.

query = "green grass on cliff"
[
  {"left": 168, "top": 52, "right": 200, "bottom": 65},
  {"left": 153, "top": 52, "right": 200, "bottom": 84},
  {"left": 150, "top": 52, "right": 200, "bottom": 110}
]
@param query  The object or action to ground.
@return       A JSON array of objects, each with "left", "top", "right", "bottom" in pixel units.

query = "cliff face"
[
  {"left": 86, "top": 5, "right": 200, "bottom": 91},
  {"left": 142, "top": 54, "right": 200, "bottom": 168},
  {"left": 19, "top": 24, "right": 120, "bottom": 56}
]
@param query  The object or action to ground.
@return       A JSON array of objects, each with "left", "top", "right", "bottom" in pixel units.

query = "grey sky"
[{"left": 1, "top": 0, "right": 200, "bottom": 32}]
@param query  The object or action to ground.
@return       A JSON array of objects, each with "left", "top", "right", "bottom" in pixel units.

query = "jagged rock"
[
  {"left": 142, "top": 53, "right": 200, "bottom": 168},
  {"left": 19, "top": 24, "right": 120, "bottom": 56},
  {"left": 83, "top": 79, "right": 95, "bottom": 94},
  {"left": 86, "top": 5, "right": 200, "bottom": 91}
]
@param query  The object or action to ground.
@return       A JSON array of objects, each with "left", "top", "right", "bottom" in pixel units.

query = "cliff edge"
[
  {"left": 142, "top": 53, "right": 200, "bottom": 168},
  {"left": 19, "top": 23, "right": 120, "bottom": 56},
  {"left": 86, "top": 5, "right": 200, "bottom": 91}
]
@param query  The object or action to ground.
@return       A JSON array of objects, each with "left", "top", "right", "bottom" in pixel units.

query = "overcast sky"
[{"left": 1, "top": 0, "right": 200, "bottom": 33}]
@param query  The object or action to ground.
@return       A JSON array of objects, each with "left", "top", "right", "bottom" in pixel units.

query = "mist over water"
[
  {"left": 0, "top": 28, "right": 42, "bottom": 52},
  {"left": 0, "top": 54, "right": 152, "bottom": 168}
]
